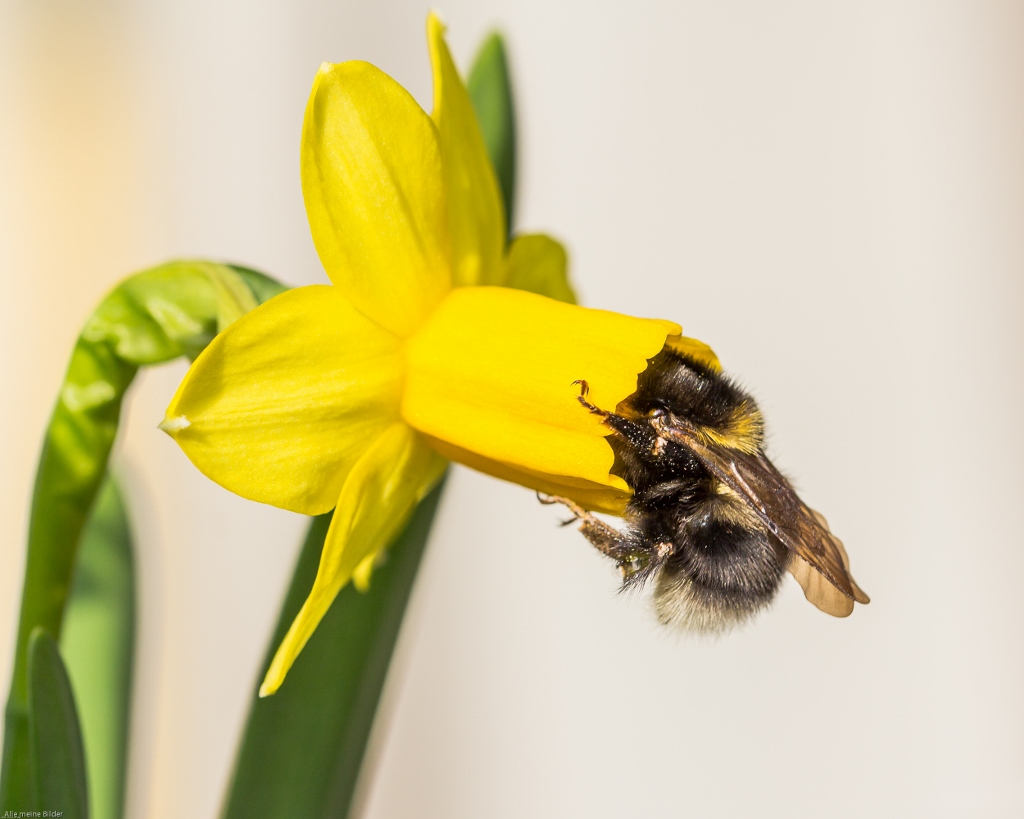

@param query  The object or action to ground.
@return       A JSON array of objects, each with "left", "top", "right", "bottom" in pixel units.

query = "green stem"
[{"left": 221, "top": 478, "right": 446, "bottom": 819}]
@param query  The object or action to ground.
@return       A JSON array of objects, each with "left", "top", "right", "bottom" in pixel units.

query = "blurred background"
[{"left": 2, "top": 0, "right": 1023, "bottom": 816}]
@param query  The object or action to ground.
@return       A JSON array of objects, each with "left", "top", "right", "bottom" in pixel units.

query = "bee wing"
[
  {"left": 783, "top": 508, "right": 870, "bottom": 616},
  {"left": 651, "top": 416, "right": 869, "bottom": 614}
]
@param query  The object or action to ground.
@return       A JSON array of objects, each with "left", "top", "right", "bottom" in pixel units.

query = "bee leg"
[
  {"left": 537, "top": 493, "right": 638, "bottom": 563},
  {"left": 571, "top": 379, "right": 610, "bottom": 418},
  {"left": 570, "top": 380, "right": 646, "bottom": 447}
]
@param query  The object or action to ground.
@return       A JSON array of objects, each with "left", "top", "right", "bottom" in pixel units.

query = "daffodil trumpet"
[{"left": 161, "top": 14, "right": 814, "bottom": 697}]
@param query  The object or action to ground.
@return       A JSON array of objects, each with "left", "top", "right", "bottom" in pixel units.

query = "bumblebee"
[{"left": 543, "top": 344, "right": 868, "bottom": 632}]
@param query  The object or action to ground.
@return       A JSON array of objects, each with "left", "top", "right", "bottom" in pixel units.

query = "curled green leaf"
[{"left": 1, "top": 261, "right": 284, "bottom": 811}]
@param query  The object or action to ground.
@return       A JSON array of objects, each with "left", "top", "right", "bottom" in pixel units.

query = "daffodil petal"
[
  {"left": 302, "top": 60, "right": 451, "bottom": 336},
  {"left": 162, "top": 286, "right": 403, "bottom": 515},
  {"left": 424, "top": 434, "right": 630, "bottom": 515},
  {"left": 260, "top": 424, "right": 446, "bottom": 696},
  {"left": 351, "top": 552, "right": 376, "bottom": 592},
  {"left": 666, "top": 335, "right": 721, "bottom": 372},
  {"left": 502, "top": 233, "right": 576, "bottom": 304},
  {"left": 402, "top": 287, "right": 681, "bottom": 503},
  {"left": 427, "top": 13, "right": 506, "bottom": 286}
]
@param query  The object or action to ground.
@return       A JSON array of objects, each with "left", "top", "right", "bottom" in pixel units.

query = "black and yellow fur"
[{"left": 562, "top": 348, "right": 790, "bottom": 633}]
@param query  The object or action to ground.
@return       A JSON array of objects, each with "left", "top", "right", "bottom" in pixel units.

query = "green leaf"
[
  {"left": 1, "top": 261, "right": 286, "bottom": 811},
  {"left": 60, "top": 477, "right": 135, "bottom": 819},
  {"left": 504, "top": 233, "right": 576, "bottom": 304},
  {"left": 469, "top": 33, "right": 517, "bottom": 231},
  {"left": 221, "top": 477, "right": 446, "bottom": 819},
  {"left": 27, "top": 628, "right": 89, "bottom": 819}
]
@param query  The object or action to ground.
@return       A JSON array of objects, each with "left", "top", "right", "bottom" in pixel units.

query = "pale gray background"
[{"left": 2, "top": 1, "right": 1023, "bottom": 817}]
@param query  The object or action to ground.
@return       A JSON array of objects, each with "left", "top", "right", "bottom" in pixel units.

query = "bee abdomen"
[{"left": 653, "top": 506, "right": 788, "bottom": 634}]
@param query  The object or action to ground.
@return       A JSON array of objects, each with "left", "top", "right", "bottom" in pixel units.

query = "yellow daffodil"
[{"left": 161, "top": 14, "right": 711, "bottom": 696}]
